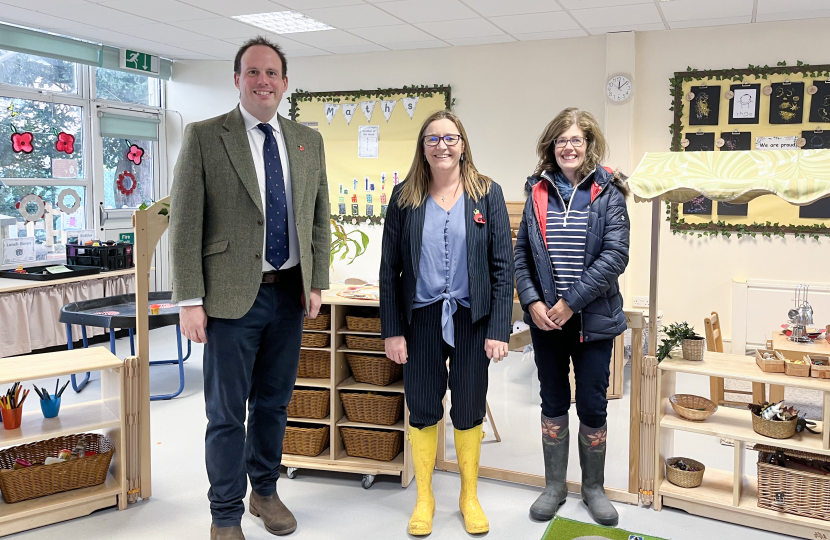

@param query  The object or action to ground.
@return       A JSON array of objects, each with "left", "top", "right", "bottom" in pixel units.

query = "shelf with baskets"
[
  {"left": 0, "top": 348, "right": 128, "bottom": 537},
  {"left": 656, "top": 350, "right": 830, "bottom": 538},
  {"left": 281, "top": 296, "right": 413, "bottom": 488}
]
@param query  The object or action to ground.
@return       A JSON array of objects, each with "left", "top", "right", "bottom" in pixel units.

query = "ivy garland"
[
  {"left": 668, "top": 60, "right": 830, "bottom": 240},
  {"left": 330, "top": 213, "right": 384, "bottom": 227},
  {"left": 288, "top": 84, "right": 453, "bottom": 121}
]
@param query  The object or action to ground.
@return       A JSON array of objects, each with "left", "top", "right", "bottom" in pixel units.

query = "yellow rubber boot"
[
  {"left": 454, "top": 425, "right": 489, "bottom": 534},
  {"left": 408, "top": 425, "right": 438, "bottom": 536}
]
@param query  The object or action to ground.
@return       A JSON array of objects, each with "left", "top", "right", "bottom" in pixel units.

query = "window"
[
  {"left": 103, "top": 137, "right": 154, "bottom": 209},
  {"left": 95, "top": 67, "right": 161, "bottom": 106},
  {"left": 0, "top": 49, "right": 78, "bottom": 94}
]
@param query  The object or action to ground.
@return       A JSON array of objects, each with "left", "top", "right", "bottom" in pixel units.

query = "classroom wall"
[{"left": 166, "top": 18, "right": 830, "bottom": 335}]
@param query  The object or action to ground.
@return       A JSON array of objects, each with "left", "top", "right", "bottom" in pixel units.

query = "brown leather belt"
[{"left": 261, "top": 266, "right": 300, "bottom": 284}]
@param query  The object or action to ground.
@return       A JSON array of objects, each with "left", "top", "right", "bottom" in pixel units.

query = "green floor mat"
[{"left": 541, "top": 516, "right": 668, "bottom": 540}]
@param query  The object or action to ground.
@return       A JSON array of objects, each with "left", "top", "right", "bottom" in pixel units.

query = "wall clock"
[{"left": 606, "top": 74, "right": 633, "bottom": 103}]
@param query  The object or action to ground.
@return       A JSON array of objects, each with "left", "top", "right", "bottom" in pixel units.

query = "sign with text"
[
  {"left": 2, "top": 237, "right": 35, "bottom": 265},
  {"left": 120, "top": 49, "right": 159, "bottom": 75},
  {"left": 755, "top": 136, "right": 798, "bottom": 150}
]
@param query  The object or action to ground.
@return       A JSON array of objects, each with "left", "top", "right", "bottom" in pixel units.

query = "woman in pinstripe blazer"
[{"left": 379, "top": 110, "right": 514, "bottom": 536}]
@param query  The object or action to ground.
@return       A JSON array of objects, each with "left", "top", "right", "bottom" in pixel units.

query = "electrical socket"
[{"left": 633, "top": 296, "right": 649, "bottom": 308}]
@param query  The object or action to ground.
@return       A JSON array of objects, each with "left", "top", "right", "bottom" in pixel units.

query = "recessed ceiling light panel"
[{"left": 232, "top": 11, "right": 334, "bottom": 34}]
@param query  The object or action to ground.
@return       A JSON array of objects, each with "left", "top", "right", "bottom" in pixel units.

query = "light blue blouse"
[{"left": 413, "top": 196, "right": 470, "bottom": 347}]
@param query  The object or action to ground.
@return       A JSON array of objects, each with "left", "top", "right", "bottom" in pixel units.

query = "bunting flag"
[
  {"left": 401, "top": 96, "right": 419, "bottom": 119},
  {"left": 380, "top": 99, "right": 397, "bottom": 122},
  {"left": 360, "top": 100, "right": 376, "bottom": 122},
  {"left": 341, "top": 103, "right": 358, "bottom": 125},
  {"left": 324, "top": 103, "right": 340, "bottom": 124}
]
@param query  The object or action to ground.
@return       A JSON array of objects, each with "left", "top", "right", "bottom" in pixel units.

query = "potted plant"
[{"left": 657, "top": 321, "right": 705, "bottom": 362}]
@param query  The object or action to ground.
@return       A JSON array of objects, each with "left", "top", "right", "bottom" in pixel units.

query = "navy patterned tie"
[{"left": 257, "top": 123, "right": 289, "bottom": 269}]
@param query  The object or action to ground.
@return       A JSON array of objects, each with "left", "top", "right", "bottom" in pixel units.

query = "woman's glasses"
[
  {"left": 424, "top": 134, "right": 462, "bottom": 146},
  {"left": 554, "top": 136, "right": 586, "bottom": 148}
]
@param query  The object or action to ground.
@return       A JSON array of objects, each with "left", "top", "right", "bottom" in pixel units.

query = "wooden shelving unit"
[
  {"left": 0, "top": 348, "right": 127, "bottom": 537},
  {"left": 655, "top": 351, "right": 830, "bottom": 539},
  {"left": 282, "top": 295, "right": 413, "bottom": 488}
]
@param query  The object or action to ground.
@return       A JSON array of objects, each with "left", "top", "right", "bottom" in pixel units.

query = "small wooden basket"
[
  {"left": 340, "top": 427, "right": 403, "bottom": 461},
  {"left": 756, "top": 444, "right": 830, "bottom": 521},
  {"left": 341, "top": 392, "right": 404, "bottom": 426},
  {"left": 669, "top": 394, "right": 717, "bottom": 422},
  {"left": 301, "top": 332, "right": 331, "bottom": 348},
  {"left": 346, "top": 316, "right": 382, "bottom": 333},
  {"left": 345, "top": 335, "right": 385, "bottom": 351},
  {"left": 346, "top": 353, "right": 403, "bottom": 386},
  {"left": 751, "top": 411, "right": 797, "bottom": 439},
  {"left": 681, "top": 337, "right": 705, "bottom": 361},
  {"left": 287, "top": 388, "right": 330, "bottom": 419},
  {"left": 283, "top": 424, "right": 329, "bottom": 457},
  {"left": 755, "top": 348, "right": 785, "bottom": 373},
  {"left": 297, "top": 349, "right": 330, "bottom": 379},
  {"left": 807, "top": 355, "right": 830, "bottom": 379},
  {"left": 665, "top": 457, "right": 705, "bottom": 488},
  {"left": 784, "top": 358, "right": 810, "bottom": 377},
  {"left": 303, "top": 305, "right": 331, "bottom": 331},
  {"left": 0, "top": 433, "right": 114, "bottom": 504}
]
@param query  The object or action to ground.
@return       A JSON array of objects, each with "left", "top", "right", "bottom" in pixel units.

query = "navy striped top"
[{"left": 544, "top": 172, "right": 592, "bottom": 299}]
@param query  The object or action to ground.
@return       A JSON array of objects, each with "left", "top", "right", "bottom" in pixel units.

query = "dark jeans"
[
  {"left": 203, "top": 276, "right": 304, "bottom": 527},
  {"left": 530, "top": 316, "right": 613, "bottom": 429},
  {"left": 404, "top": 302, "right": 489, "bottom": 431}
]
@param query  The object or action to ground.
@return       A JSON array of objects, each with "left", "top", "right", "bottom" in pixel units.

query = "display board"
[
  {"left": 289, "top": 86, "right": 452, "bottom": 224},
  {"left": 668, "top": 62, "right": 830, "bottom": 239}
]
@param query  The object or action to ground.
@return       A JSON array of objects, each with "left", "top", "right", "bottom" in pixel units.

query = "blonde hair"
[
  {"left": 534, "top": 108, "right": 608, "bottom": 179},
  {"left": 397, "top": 110, "right": 492, "bottom": 209}
]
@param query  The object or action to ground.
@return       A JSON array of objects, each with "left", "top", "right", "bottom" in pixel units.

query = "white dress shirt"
[{"left": 178, "top": 104, "right": 300, "bottom": 307}]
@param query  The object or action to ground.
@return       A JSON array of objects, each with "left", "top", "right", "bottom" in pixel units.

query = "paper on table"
[{"left": 45, "top": 265, "right": 72, "bottom": 274}]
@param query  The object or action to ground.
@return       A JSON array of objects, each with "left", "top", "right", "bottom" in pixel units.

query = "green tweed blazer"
[{"left": 169, "top": 105, "right": 330, "bottom": 319}]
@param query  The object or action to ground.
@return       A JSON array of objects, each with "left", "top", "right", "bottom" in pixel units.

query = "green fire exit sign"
[{"left": 119, "top": 49, "right": 159, "bottom": 75}]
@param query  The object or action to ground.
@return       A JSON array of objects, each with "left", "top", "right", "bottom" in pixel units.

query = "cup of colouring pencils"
[
  {"left": 33, "top": 379, "right": 69, "bottom": 419},
  {"left": 1, "top": 382, "right": 28, "bottom": 430}
]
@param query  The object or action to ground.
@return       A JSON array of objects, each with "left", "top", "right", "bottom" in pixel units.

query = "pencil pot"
[
  {"left": 1, "top": 407, "right": 22, "bottom": 430},
  {"left": 40, "top": 397, "right": 61, "bottom": 419}
]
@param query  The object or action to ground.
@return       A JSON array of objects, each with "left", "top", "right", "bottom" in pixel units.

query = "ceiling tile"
[
  {"left": 460, "top": 0, "right": 562, "bottom": 17},
  {"left": 444, "top": 35, "right": 516, "bottom": 46},
  {"left": 283, "top": 47, "right": 332, "bottom": 57},
  {"left": 349, "top": 24, "right": 434, "bottom": 43},
  {"left": 659, "top": 0, "right": 753, "bottom": 22},
  {"left": 64, "top": 26, "right": 139, "bottom": 43},
  {"left": 172, "top": 39, "right": 242, "bottom": 58},
  {"left": 118, "top": 23, "right": 208, "bottom": 42},
  {"left": 301, "top": 4, "right": 403, "bottom": 28},
  {"left": 558, "top": 0, "right": 652, "bottom": 8},
  {"left": 54, "top": 3, "right": 156, "bottom": 26},
  {"left": 174, "top": 51, "right": 223, "bottom": 59},
  {"left": 377, "top": 0, "right": 479, "bottom": 23},
  {"left": 489, "top": 11, "right": 581, "bottom": 34},
  {"left": 329, "top": 43, "right": 391, "bottom": 53},
  {"left": 100, "top": 0, "right": 216, "bottom": 22},
  {"left": 385, "top": 39, "right": 450, "bottom": 50},
  {"left": 284, "top": 29, "right": 375, "bottom": 47},
  {"left": 512, "top": 28, "right": 588, "bottom": 40},
  {"left": 172, "top": 17, "right": 264, "bottom": 38},
  {"left": 277, "top": 0, "right": 364, "bottom": 9},
  {"left": 571, "top": 3, "right": 662, "bottom": 28},
  {"left": 0, "top": 4, "right": 94, "bottom": 30},
  {"left": 222, "top": 34, "right": 311, "bottom": 51},
  {"left": 757, "top": 0, "right": 830, "bottom": 21},
  {"left": 586, "top": 22, "right": 665, "bottom": 35},
  {"left": 668, "top": 16, "right": 753, "bottom": 29},
  {"left": 415, "top": 18, "right": 504, "bottom": 39},
  {"left": 176, "top": 0, "right": 288, "bottom": 17},
  {"left": 13, "top": 0, "right": 89, "bottom": 11}
]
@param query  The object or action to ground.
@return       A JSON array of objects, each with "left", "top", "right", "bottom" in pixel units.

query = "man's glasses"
[
  {"left": 424, "top": 135, "right": 462, "bottom": 146},
  {"left": 554, "top": 136, "right": 586, "bottom": 148}
]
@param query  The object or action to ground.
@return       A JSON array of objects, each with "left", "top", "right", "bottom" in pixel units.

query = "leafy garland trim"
[
  {"left": 288, "top": 84, "right": 453, "bottom": 121},
  {"left": 668, "top": 61, "right": 830, "bottom": 239},
  {"left": 331, "top": 213, "right": 384, "bottom": 227}
]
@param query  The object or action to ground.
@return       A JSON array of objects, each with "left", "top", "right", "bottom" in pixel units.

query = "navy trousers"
[
  {"left": 203, "top": 273, "right": 304, "bottom": 527},
  {"left": 530, "top": 317, "right": 613, "bottom": 429},
  {"left": 404, "top": 302, "right": 489, "bottom": 431}
]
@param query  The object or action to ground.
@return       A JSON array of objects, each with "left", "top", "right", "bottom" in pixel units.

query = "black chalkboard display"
[{"left": 769, "top": 82, "right": 805, "bottom": 124}]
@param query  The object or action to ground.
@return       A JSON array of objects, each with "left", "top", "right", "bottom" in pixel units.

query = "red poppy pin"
[
  {"left": 473, "top": 208, "right": 485, "bottom": 224},
  {"left": 299, "top": 145, "right": 304, "bottom": 151}
]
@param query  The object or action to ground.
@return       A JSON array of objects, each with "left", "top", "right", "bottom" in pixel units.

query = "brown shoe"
[
  {"left": 210, "top": 524, "right": 245, "bottom": 539},
  {"left": 249, "top": 491, "right": 297, "bottom": 535}
]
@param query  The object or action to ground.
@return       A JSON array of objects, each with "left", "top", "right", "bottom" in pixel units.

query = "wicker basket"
[
  {"left": 346, "top": 316, "right": 382, "bottom": 333},
  {"left": 297, "top": 349, "right": 330, "bottom": 379},
  {"left": 340, "top": 427, "right": 403, "bottom": 461},
  {"left": 346, "top": 353, "right": 403, "bottom": 386},
  {"left": 681, "top": 337, "right": 705, "bottom": 361},
  {"left": 345, "top": 335, "right": 385, "bottom": 351},
  {"left": 784, "top": 359, "right": 811, "bottom": 377},
  {"left": 283, "top": 424, "right": 329, "bottom": 457},
  {"left": 755, "top": 349, "right": 785, "bottom": 373},
  {"left": 756, "top": 445, "right": 830, "bottom": 521},
  {"left": 669, "top": 394, "right": 717, "bottom": 422},
  {"left": 751, "top": 411, "right": 797, "bottom": 439},
  {"left": 287, "top": 389, "right": 330, "bottom": 419},
  {"left": 665, "top": 457, "right": 705, "bottom": 488},
  {"left": 0, "top": 433, "right": 114, "bottom": 504},
  {"left": 301, "top": 332, "right": 331, "bottom": 348},
  {"left": 808, "top": 355, "right": 830, "bottom": 379},
  {"left": 341, "top": 392, "right": 404, "bottom": 425},
  {"left": 303, "top": 306, "right": 331, "bottom": 331}
]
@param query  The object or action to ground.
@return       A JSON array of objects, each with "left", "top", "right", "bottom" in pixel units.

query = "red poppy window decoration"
[
  {"left": 54, "top": 129, "right": 75, "bottom": 154},
  {"left": 126, "top": 143, "right": 145, "bottom": 165},
  {"left": 117, "top": 171, "right": 137, "bottom": 196},
  {"left": 10, "top": 125, "right": 34, "bottom": 154}
]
